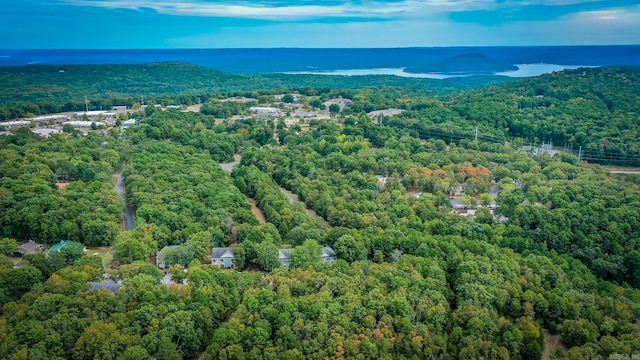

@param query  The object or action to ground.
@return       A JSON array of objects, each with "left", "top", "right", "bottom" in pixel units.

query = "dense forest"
[{"left": 1, "top": 67, "right": 640, "bottom": 359}]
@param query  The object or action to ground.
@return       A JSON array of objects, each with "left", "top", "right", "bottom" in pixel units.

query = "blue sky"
[{"left": 2, "top": 0, "right": 639, "bottom": 48}]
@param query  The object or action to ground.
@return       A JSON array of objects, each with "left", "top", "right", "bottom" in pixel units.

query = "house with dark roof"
[
  {"left": 212, "top": 247, "right": 235, "bottom": 268},
  {"left": 13, "top": 240, "right": 42, "bottom": 257}
]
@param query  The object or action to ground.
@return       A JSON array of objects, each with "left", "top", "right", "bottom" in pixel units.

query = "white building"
[
  {"left": 0, "top": 121, "right": 30, "bottom": 130},
  {"left": 323, "top": 98, "right": 353, "bottom": 110},
  {"left": 31, "top": 128, "right": 62, "bottom": 137},
  {"left": 31, "top": 115, "right": 70, "bottom": 124},
  {"left": 64, "top": 121, "right": 106, "bottom": 128},
  {"left": 121, "top": 119, "right": 138, "bottom": 129},
  {"left": 75, "top": 111, "right": 116, "bottom": 121},
  {"left": 250, "top": 107, "right": 283, "bottom": 118}
]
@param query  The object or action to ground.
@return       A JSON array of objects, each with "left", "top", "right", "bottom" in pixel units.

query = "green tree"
[
  {"left": 0, "top": 238, "right": 17, "bottom": 256},
  {"left": 334, "top": 235, "right": 367, "bottom": 263},
  {"left": 288, "top": 240, "right": 322, "bottom": 269},
  {"left": 60, "top": 242, "right": 85, "bottom": 264},
  {"left": 252, "top": 241, "right": 279, "bottom": 271}
]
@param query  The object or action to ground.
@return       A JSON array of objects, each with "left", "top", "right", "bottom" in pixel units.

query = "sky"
[{"left": 2, "top": 0, "right": 640, "bottom": 48}]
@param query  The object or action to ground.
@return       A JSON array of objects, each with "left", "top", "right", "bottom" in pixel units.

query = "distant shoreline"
[
  {"left": 0, "top": 46, "right": 637, "bottom": 73},
  {"left": 282, "top": 64, "right": 594, "bottom": 79}
]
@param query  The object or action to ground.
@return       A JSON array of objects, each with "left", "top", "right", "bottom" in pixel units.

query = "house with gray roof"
[
  {"left": 13, "top": 240, "right": 42, "bottom": 257},
  {"left": 321, "top": 246, "right": 337, "bottom": 263},
  {"left": 212, "top": 247, "right": 235, "bottom": 268}
]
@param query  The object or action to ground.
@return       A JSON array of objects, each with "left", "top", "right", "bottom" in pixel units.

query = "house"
[
  {"left": 112, "top": 105, "right": 128, "bottom": 111},
  {"left": 121, "top": 119, "right": 138, "bottom": 129},
  {"left": 31, "top": 128, "right": 62, "bottom": 138},
  {"left": 13, "top": 240, "right": 42, "bottom": 257},
  {"left": 277, "top": 246, "right": 335, "bottom": 267},
  {"left": 366, "top": 108, "right": 406, "bottom": 118},
  {"left": 321, "top": 246, "right": 337, "bottom": 262},
  {"left": 278, "top": 248, "right": 293, "bottom": 267},
  {"left": 293, "top": 112, "right": 316, "bottom": 120},
  {"left": 87, "top": 281, "right": 122, "bottom": 293},
  {"left": 63, "top": 121, "right": 106, "bottom": 129},
  {"left": 212, "top": 247, "right": 235, "bottom": 268},
  {"left": 156, "top": 245, "right": 182, "bottom": 269},
  {"left": 322, "top": 98, "right": 352, "bottom": 110},
  {"left": 31, "top": 115, "right": 70, "bottom": 124},
  {"left": 46, "top": 240, "right": 85, "bottom": 255},
  {"left": 250, "top": 107, "right": 283, "bottom": 118}
]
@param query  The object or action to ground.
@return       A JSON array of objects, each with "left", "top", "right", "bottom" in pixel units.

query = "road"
[{"left": 113, "top": 173, "right": 135, "bottom": 231}]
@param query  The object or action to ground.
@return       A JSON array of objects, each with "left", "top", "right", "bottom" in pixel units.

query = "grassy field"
[{"left": 86, "top": 246, "right": 113, "bottom": 268}]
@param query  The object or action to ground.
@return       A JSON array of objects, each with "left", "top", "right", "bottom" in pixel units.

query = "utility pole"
[
  {"left": 474, "top": 126, "right": 478, "bottom": 141},
  {"left": 578, "top": 146, "right": 582, "bottom": 161},
  {"left": 84, "top": 96, "right": 89, "bottom": 112}
]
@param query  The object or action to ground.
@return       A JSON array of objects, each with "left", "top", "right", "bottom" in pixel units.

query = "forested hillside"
[
  {"left": 1, "top": 101, "right": 639, "bottom": 359},
  {"left": 0, "top": 62, "right": 508, "bottom": 119},
  {"left": 325, "top": 67, "right": 640, "bottom": 165}
]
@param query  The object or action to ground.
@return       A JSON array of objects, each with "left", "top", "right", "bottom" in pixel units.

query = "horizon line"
[{"left": 2, "top": 44, "right": 640, "bottom": 51}]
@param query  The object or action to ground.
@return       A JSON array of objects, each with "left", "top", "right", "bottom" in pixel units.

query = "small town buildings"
[
  {"left": 112, "top": 105, "right": 129, "bottom": 111},
  {"left": 212, "top": 247, "right": 235, "bottom": 268},
  {"left": 13, "top": 240, "right": 43, "bottom": 257}
]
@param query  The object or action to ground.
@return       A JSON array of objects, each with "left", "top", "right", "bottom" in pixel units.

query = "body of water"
[
  {"left": 1, "top": 46, "right": 638, "bottom": 74},
  {"left": 283, "top": 64, "right": 593, "bottom": 79}
]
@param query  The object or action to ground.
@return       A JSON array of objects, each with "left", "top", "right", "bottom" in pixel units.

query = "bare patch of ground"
[
  {"left": 56, "top": 182, "right": 70, "bottom": 190},
  {"left": 219, "top": 154, "right": 242, "bottom": 174},
  {"left": 602, "top": 166, "right": 640, "bottom": 174},
  {"left": 86, "top": 246, "right": 113, "bottom": 268},
  {"left": 185, "top": 104, "right": 202, "bottom": 112},
  {"left": 542, "top": 329, "right": 566, "bottom": 360},
  {"left": 246, "top": 196, "right": 267, "bottom": 224}
]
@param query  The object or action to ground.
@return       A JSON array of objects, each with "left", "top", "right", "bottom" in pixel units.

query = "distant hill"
[
  {"left": 406, "top": 53, "right": 518, "bottom": 74},
  {"left": 0, "top": 62, "right": 511, "bottom": 119}
]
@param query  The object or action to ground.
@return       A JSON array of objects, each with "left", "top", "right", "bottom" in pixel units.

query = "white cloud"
[
  {"left": 573, "top": 5, "right": 640, "bottom": 23},
  {"left": 164, "top": 8, "right": 640, "bottom": 48},
  {"left": 63, "top": 0, "right": 499, "bottom": 20}
]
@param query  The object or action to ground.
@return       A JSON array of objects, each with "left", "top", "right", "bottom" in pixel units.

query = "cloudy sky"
[{"left": 2, "top": 0, "right": 639, "bottom": 48}]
